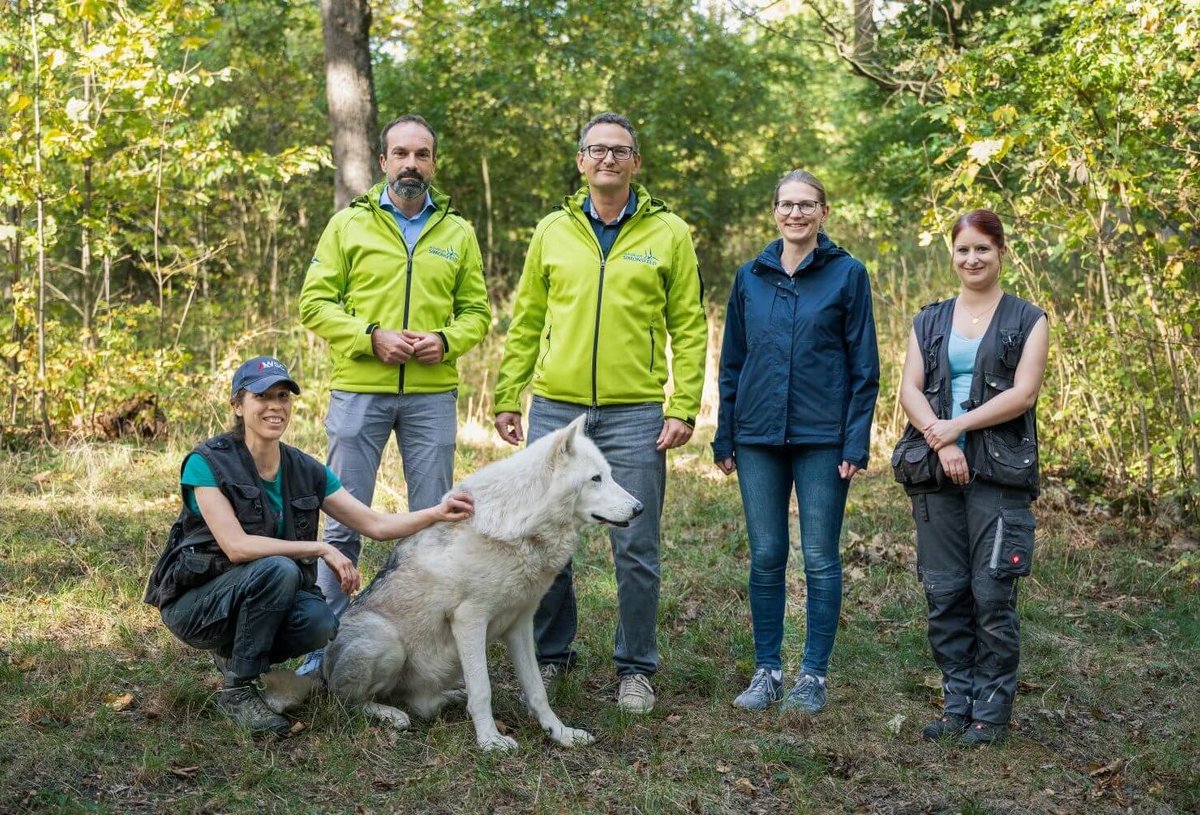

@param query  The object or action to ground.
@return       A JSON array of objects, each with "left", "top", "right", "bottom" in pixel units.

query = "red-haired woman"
[{"left": 894, "top": 210, "right": 1049, "bottom": 746}]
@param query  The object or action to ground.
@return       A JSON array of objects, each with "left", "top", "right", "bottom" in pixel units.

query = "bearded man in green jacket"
[
  {"left": 494, "top": 112, "right": 707, "bottom": 714},
  {"left": 297, "top": 114, "right": 491, "bottom": 676}
]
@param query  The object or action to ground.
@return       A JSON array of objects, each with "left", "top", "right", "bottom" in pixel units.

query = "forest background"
[
  {"left": 2, "top": 0, "right": 1198, "bottom": 508},
  {"left": 2, "top": 1, "right": 1199, "bottom": 813}
]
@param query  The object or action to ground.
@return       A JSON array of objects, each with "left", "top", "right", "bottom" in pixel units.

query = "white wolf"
[{"left": 266, "top": 415, "right": 641, "bottom": 751}]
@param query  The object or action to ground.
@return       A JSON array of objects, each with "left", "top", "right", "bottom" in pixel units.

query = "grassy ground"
[{"left": 1, "top": 421, "right": 1196, "bottom": 814}]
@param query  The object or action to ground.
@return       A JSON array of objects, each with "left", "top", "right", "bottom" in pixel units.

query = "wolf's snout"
[{"left": 630, "top": 500, "right": 644, "bottom": 518}]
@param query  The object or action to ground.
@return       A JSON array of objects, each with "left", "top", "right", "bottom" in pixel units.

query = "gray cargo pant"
[
  {"left": 912, "top": 480, "right": 1036, "bottom": 725},
  {"left": 316, "top": 389, "right": 457, "bottom": 616}
]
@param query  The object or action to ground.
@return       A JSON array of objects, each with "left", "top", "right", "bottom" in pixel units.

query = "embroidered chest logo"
[
  {"left": 428, "top": 246, "right": 460, "bottom": 263},
  {"left": 621, "top": 249, "right": 658, "bottom": 266}
]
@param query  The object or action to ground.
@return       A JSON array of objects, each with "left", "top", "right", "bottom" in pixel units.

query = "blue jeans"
[
  {"left": 527, "top": 397, "right": 666, "bottom": 677},
  {"left": 735, "top": 444, "right": 850, "bottom": 677},
  {"left": 318, "top": 389, "right": 457, "bottom": 617}
]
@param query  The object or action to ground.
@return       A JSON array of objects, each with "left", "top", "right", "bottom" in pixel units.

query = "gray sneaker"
[
  {"left": 779, "top": 672, "right": 827, "bottom": 714},
  {"left": 295, "top": 650, "right": 323, "bottom": 678},
  {"left": 617, "top": 673, "right": 656, "bottom": 714},
  {"left": 540, "top": 662, "right": 566, "bottom": 694},
  {"left": 733, "top": 668, "right": 785, "bottom": 711},
  {"left": 214, "top": 681, "right": 291, "bottom": 735}
]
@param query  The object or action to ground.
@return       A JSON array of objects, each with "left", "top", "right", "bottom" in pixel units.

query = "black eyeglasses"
[
  {"left": 581, "top": 144, "right": 637, "bottom": 161},
  {"left": 774, "top": 200, "right": 822, "bottom": 216}
]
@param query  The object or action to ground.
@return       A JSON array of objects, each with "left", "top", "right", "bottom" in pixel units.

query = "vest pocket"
[
  {"left": 981, "top": 428, "right": 1037, "bottom": 487},
  {"left": 290, "top": 494, "right": 321, "bottom": 539},
  {"left": 989, "top": 507, "right": 1035, "bottom": 578},
  {"left": 227, "top": 483, "right": 265, "bottom": 525}
]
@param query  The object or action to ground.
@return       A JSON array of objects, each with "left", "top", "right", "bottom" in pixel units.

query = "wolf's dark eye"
[{"left": 591, "top": 474, "right": 602, "bottom": 482}]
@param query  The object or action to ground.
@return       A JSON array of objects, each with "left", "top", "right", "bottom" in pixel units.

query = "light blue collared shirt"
[{"left": 379, "top": 186, "right": 437, "bottom": 251}]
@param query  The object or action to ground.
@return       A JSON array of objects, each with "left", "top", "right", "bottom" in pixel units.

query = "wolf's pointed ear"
[{"left": 551, "top": 415, "right": 586, "bottom": 465}]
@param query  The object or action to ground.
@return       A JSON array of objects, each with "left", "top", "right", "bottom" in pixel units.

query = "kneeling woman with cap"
[{"left": 145, "top": 356, "right": 473, "bottom": 735}]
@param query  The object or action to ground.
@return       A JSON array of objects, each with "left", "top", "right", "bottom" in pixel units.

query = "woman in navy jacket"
[{"left": 714, "top": 170, "right": 879, "bottom": 714}]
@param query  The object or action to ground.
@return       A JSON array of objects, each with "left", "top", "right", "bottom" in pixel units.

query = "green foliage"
[{"left": 1, "top": 0, "right": 1197, "bottom": 500}]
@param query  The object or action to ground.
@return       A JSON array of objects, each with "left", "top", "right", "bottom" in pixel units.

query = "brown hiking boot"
[{"left": 214, "top": 681, "right": 291, "bottom": 735}]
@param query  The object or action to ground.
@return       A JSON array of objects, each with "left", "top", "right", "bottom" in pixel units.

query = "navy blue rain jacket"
[{"left": 713, "top": 234, "right": 880, "bottom": 466}]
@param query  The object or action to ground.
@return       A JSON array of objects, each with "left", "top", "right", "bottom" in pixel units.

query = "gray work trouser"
[
  {"left": 912, "top": 480, "right": 1036, "bottom": 725},
  {"left": 527, "top": 396, "right": 667, "bottom": 678},
  {"left": 316, "top": 389, "right": 457, "bottom": 616}
]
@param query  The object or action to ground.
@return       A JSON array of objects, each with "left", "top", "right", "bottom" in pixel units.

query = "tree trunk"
[
  {"left": 852, "top": 0, "right": 877, "bottom": 61},
  {"left": 322, "top": 0, "right": 378, "bottom": 210}
]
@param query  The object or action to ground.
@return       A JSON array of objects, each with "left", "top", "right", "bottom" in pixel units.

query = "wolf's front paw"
[
  {"left": 548, "top": 725, "right": 595, "bottom": 747},
  {"left": 479, "top": 733, "right": 519, "bottom": 751},
  {"left": 362, "top": 702, "right": 411, "bottom": 730}
]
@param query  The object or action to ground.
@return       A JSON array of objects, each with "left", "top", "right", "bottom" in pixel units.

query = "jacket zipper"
[
  {"left": 383, "top": 199, "right": 451, "bottom": 394},
  {"left": 649, "top": 326, "right": 655, "bottom": 373},
  {"left": 591, "top": 255, "right": 606, "bottom": 407},
  {"left": 568, "top": 198, "right": 641, "bottom": 408}
]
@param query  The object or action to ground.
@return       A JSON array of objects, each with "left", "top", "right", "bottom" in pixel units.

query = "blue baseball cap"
[{"left": 231, "top": 356, "right": 301, "bottom": 399}]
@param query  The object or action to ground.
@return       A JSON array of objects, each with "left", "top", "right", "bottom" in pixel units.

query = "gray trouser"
[
  {"left": 317, "top": 389, "right": 457, "bottom": 616},
  {"left": 527, "top": 396, "right": 666, "bottom": 677},
  {"left": 912, "top": 480, "right": 1035, "bottom": 725}
]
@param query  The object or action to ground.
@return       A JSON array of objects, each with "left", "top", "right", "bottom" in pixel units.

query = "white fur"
[{"left": 269, "top": 416, "right": 641, "bottom": 751}]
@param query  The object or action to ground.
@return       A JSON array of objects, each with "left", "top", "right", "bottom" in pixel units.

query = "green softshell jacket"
[
  {"left": 299, "top": 183, "right": 491, "bottom": 393},
  {"left": 494, "top": 185, "right": 708, "bottom": 421}
]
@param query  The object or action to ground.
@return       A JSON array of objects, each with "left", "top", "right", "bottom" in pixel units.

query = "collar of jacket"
[
  {"left": 353, "top": 181, "right": 455, "bottom": 217},
  {"left": 563, "top": 183, "right": 665, "bottom": 222},
  {"left": 752, "top": 233, "right": 847, "bottom": 277}
]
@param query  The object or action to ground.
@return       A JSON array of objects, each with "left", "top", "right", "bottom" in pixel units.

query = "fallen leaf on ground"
[
  {"left": 107, "top": 693, "right": 136, "bottom": 712},
  {"left": 169, "top": 766, "right": 199, "bottom": 779},
  {"left": 288, "top": 720, "right": 307, "bottom": 735},
  {"left": 716, "top": 763, "right": 732, "bottom": 774},
  {"left": 1087, "top": 758, "right": 1126, "bottom": 777},
  {"left": 885, "top": 713, "right": 906, "bottom": 735},
  {"left": 734, "top": 777, "right": 755, "bottom": 794}
]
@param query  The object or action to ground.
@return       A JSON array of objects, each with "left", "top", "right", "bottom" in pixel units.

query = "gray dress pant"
[
  {"left": 912, "top": 479, "right": 1036, "bottom": 725},
  {"left": 316, "top": 389, "right": 457, "bottom": 616},
  {"left": 527, "top": 396, "right": 666, "bottom": 678}
]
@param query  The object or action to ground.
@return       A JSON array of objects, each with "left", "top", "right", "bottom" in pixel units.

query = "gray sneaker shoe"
[
  {"left": 733, "top": 668, "right": 785, "bottom": 711},
  {"left": 214, "top": 681, "right": 292, "bottom": 735},
  {"left": 617, "top": 673, "right": 656, "bottom": 714},
  {"left": 540, "top": 662, "right": 566, "bottom": 694},
  {"left": 779, "top": 672, "right": 827, "bottom": 714},
  {"left": 295, "top": 650, "right": 323, "bottom": 678}
]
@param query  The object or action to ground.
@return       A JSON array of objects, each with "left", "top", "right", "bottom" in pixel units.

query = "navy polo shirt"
[{"left": 584, "top": 191, "right": 637, "bottom": 258}]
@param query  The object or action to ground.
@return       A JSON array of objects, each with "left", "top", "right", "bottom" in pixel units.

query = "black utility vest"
[
  {"left": 895, "top": 293, "right": 1045, "bottom": 496},
  {"left": 143, "top": 433, "right": 327, "bottom": 608}
]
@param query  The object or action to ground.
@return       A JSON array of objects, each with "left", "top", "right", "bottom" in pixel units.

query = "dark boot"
[
  {"left": 959, "top": 720, "right": 1007, "bottom": 747},
  {"left": 922, "top": 712, "right": 970, "bottom": 740},
  {"left": 214, "top": 681, "right": 291, "bottom": 735}
]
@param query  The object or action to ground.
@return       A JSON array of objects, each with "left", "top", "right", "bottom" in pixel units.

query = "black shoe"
[
  {"left": 959, "top": 720, "right": 1008, "bottom": 746},
  {"left": 922, "top": 712, "right": 970, "bottom": 740},
  {"left": 214, "top": 681, "right": 291, "bottom": 735}
]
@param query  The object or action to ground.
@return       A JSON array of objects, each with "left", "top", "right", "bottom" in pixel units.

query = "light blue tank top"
[{"left": 948, "top": 331, "right": 983, "bottom": 449}]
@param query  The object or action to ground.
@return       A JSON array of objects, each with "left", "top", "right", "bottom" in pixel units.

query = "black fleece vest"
[
  {"left": 143, "top": 433, "right": 327, "bottom": 608},
  {"left": 894, "top": 293, "right": 1045, "bottom": 496}
]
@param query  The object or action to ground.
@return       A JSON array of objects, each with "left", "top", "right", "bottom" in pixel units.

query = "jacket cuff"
[{"left": 436, "top": 331, "right": 449, "bottom": 353}]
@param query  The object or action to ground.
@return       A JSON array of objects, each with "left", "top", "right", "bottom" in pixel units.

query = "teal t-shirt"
[
  {"left": 948, "top": 330, "right": 984, "bottom": 450},
  {"left": 181, "top": 453, "right": 342, "bottom": 536}
]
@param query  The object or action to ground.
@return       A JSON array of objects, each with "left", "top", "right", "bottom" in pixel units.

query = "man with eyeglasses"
[{"left": 493, "top": 112, "right": 707, "bottom": 714}]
